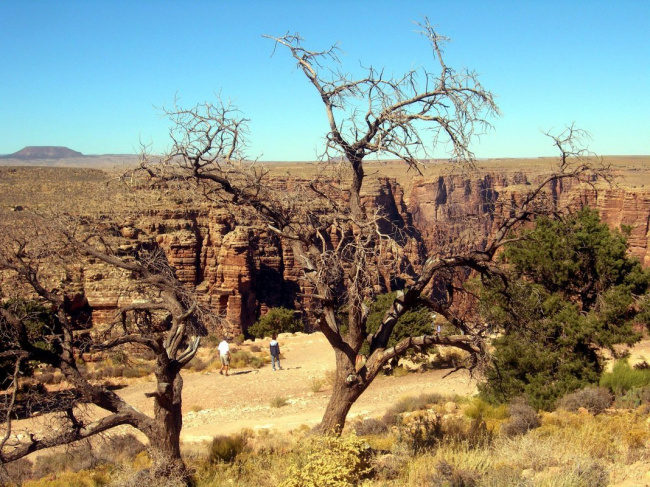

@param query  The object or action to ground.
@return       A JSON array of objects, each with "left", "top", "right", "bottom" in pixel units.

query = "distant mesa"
[{"left": 1, "top": 146, "right": 84, "bottom": 159}]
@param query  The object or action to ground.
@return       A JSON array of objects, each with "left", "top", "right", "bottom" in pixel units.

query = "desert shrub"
[
  {"left": 108, "top": 365, "right": 125, "bottom": 378},
  {"left": 427, "top": 459, "right": 480, "bottom": 487},
  {"left": 249, "top": 308, "right": 302, "bottom": 339},
  {"left": 0, "top": 457, "right": 33, "bottom": 485},
  {"left": 387, "top": 392, "right": 444, "bottom": 416},
  {"left": 398, "top": 415, "right": 492, "bottom": 454},
  {"left": 431, "top": 349, "right": 471, "bottom": 369},
  {"left": 30, "top": 434, "right": 146, "bottom": 482},
  {"left": 381, "top": 393, "right": 445, "bottom": 426},
  {"left": 307, "top": 377, "right": 323, "bottom": 393},
  {"left": 324, "top": 369, "right": 336, "bottom": 385},
  {"left": 280, "top": 433, "right": 371, "bottom": 487},
  {"left": 556, "top": 386, "right": 612, "bottom": 414},
  {"left": 187, "top": 356, "right": 208, "bottom": 372},
  {"left": 24, "top": 467, "right": 112, "bottom": 486},
  {"left": 464, "top": 397, "right": 508, "bottom": 422},
  {"left": 370, "top": 453, "right": 405, "bottom": 482},
  {"left": 230, "top": 350, "right": 265, "bottom": 369},
  {"left": 38, "top": 372, "right": 57, "bottom": 384},
  {"left": 396, "top": 415, "right": 444, "bottom": 453},
  {"left": 209, "top": 434, "right": 247, "bottom": 463},
  {"left": 110, "top": 349, "right": 129, "bottom": 365},
  {"left": 204, "top": 334, "right": 220, "bottom": 348},
  {"left": 99, "top": 434, "right": 146, "bottom": 462},
  {"left": 613, "top": 385, "right": 650, "bottom": 409},
  {"left": 122, "top": 365, "right": 152, "bottom": 379},
  {"left": 352, "top": 418, "right": 389, "bottom": 436},
  {"left": 250, "top": 344, "right": 262, "bottom": 353},
  {"left": 600, "top": 359, "right": 650, "bottom": 395},
  {"left": 32, "top": 442, "right": 98, "bottom": 478},
  {"left": 391, "top": 365, "right": 409, "bottom": 377},
  {"left": 234, "top": 334, "right": 245, "bottom": 345},
  {"left": 501, "top": 398, "right": 540, "bottom": 436},
  {"left": 270, "top": 396, "right": 288, "bottom": 408},
  {"left": 381, "top": 410, "right": 401, "bottom": 427}
]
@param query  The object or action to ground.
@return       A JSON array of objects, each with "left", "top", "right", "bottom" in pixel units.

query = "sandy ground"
[
  {"left": 12, "top": 334, "right": 650, "bottom": 485},
  {"left": 116, "top": 332, "right": 477, "bottom": 443}
]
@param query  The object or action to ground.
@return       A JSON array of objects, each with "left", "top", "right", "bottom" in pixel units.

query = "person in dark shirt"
[{"left": 270, "top": 334, "right": 282, "bottom": 371}]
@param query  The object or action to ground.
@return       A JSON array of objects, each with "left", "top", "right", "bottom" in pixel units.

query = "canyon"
[{"left": 2, "top": 159, "right": 649, "bottom": 337}]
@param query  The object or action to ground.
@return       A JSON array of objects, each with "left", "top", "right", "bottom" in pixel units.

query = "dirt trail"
[{"left": 117, "top": 332, "right": 477, "bottom": 442}]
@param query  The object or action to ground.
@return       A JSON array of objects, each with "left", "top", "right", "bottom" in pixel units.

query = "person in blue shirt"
[{"left": 270, "top": 334, "right": 282, "bottom": 371}]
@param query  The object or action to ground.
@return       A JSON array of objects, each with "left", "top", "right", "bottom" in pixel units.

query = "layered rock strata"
[{"left": 82, "top": 174, "right": 650, "bottom": 336}]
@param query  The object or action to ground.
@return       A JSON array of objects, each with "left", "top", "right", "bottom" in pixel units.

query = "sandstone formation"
[{"left": 77, "top": 171, "right": 650, "bottom": 337}]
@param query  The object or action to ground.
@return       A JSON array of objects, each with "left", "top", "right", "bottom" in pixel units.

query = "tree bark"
[
  {"left": 149, "top": 367, "right": 186, "bottom": 477},
  {"left": 317, "top": 349, "right": 368, "bottom": 435}
]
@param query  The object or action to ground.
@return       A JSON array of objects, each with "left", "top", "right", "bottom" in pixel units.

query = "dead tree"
[
  {"left": 0, "top": 218, "right": 212, "bottom": 479},
  {"left": 135, "top": 21, "right": 609, "bottom": 434}
]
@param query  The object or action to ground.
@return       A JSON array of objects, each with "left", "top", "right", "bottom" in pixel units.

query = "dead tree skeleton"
[
  {"left": 0, "top": 219, "right": 212, "bottom": 478},
  {"left": 134, "top": 20, "right": 609, "bottom": 434}
]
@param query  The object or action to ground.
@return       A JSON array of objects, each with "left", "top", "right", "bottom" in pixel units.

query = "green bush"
[
  {"left": 600, "top": 360, "right": 650, "bottom": 395},
  {"left": 210, "top": 434, "right": 247, "bottom": 463},
  {"left": 249, "top": 308, "right": 302, "bottom": 339},
  {"left": 280, "top": 433, "right": 371, "bottom": 487},
  {"left": 360, "top": 292, "right": 434, "bottom": 357}
]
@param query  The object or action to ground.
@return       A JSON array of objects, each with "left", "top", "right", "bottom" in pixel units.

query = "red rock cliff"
[{"left": 84, "top": 174, "right": 650, "bottom": 336}]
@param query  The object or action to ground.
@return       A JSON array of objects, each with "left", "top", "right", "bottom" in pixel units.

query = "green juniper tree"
[
  {"left": 479, "top": 208, "right": 650, "bottom": 410},
  {"left": 249, "top": 307, "right": 302, "bottom": 339}
]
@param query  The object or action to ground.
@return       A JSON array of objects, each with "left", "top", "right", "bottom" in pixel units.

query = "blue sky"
[{"left": 1, "top": 0, "right": 648, "bottom": 160}]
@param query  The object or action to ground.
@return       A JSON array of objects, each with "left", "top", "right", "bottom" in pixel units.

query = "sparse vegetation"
[
  {"left": 209, "top": 434, "right": 248, "bottom": 463},
  {"left": 229, "top": 349, "right": 265, "bottom": 369},
  {"left": 270, "top": 396, "right": 288, "bottom": 408},
  {"left": 6, "top": 387, "right": 650, "bottom": 486},
  {"left": 307, "top": 377, "right": 323, "bottom": 393}
]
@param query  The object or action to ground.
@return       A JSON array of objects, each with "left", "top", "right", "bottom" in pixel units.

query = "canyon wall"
[{"left": 83, "top": 173, "right": 650, "bottom": 336}]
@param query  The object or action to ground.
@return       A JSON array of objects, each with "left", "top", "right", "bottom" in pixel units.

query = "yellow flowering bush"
[{"left": 280, "top": 433, "right": 371, "bottom": 487}]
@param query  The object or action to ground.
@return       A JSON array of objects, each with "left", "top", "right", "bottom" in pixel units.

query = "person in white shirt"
[{"left": 218, "top": 338, "right": 231, "bottom": 376}]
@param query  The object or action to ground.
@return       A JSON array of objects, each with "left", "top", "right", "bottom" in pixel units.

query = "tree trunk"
[
  {"left": 317, "top": 349, "right": 368, "bottom": 435},
  {"left": 149, "top": 369, "right": 186, "bottom": 479}
]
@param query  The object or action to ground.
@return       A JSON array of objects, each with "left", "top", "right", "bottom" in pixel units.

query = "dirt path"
[{"left": 116, "top": 332, "right": 477, "bottom": 443}]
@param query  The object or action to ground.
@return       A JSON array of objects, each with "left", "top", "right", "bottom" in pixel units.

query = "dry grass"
[{"left": 13, "top": 406, "right": 650, "bottom": 486}]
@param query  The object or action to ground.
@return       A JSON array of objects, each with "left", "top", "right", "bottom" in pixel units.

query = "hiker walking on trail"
[
  {"left": 218, "top": 338, "right": 231, "bottom": 376},
  {"left": 270, "top": 334, "right": 282, "bottom": 371}
]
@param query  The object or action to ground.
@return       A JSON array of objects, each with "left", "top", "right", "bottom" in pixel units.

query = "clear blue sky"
[{"left": 1, "top": 0, "right": 648, "bottom": 160}]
